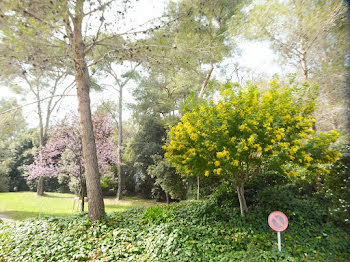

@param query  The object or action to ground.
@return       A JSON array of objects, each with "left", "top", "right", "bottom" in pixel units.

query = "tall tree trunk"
[
  {"left": 196, "top": 175, "right": 200, "bottom": 200},
  {"left": 36, "top": 92, "right": 45, "bottom": 196},
  {"left": 116, "top": 85, "right": 123, "bottom": 201},
  {"left": 72, "top": 4, "right": 105, "bottom": 221},
  {"left": 194, "top": 62, "right": 214, "bottom": 201}
]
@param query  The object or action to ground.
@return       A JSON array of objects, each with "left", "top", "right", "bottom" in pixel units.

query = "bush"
[
  {"left": 245, "top": 171, "right": 290, "bottom": 206},
  {"left": 210, "top": 171, "right": 290, "bottom": 209},
  {"left": 100, "top": 175, "right": 117, "bottom": 196},
  {"left": 324, "top": 156, "right": 350, "bottom": 231}
]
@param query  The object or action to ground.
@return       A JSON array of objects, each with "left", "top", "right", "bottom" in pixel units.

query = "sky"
[{"left": 0, "top": 0, "right": 280, "bottom": 128}]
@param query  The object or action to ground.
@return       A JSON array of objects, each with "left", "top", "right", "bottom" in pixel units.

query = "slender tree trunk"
[
  {"left": 237, "top": 186, "right": 244, "bottom": 217},
  {"left": 72, "top": 5, "right": 105, "bottom": 221},
  {"left": 165, "top": 191, "right": 170, "bottom": 205},
  {"left": 36, "top": 91, "right": 45, "bottom": 196},
  {"left": 79, "top": 166, "right": 85, "bottom": 213},
  {"left": 26, "top": 72, "right": 63, "bottom": 196},
  {"left": 116, "top": 85, "right": 123, "bottom": 201},
  {"left": 198, "top": 62, "right": 214, "bottom": 99},
  {"left": 300, "top": 51, "right": 308, "bottom": 81},
  {"left": 194, "top": 62, "right": 214, "bottom": 201},
  {"left": 299, "top": 39, "right": 317, "bottom": 132},
  {"left": 80, "top": 182, "right": 85, "bottom": 213},
  {"left": 236, "top": 185, "right": 248, "bottom": 217},
  {"left": 241, "top": 186, "right": 248, "bottom": 213},
  {"left": 196, "top": 175, "right": 200, "bottom": 200}
]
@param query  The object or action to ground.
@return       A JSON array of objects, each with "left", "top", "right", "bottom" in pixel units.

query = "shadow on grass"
[
  {"left": 104, "top": 204, "right": 130, "bottom": 212},
  {"left": 39, "top": 193, "right": 74, "bottom": 199},
  {"left": 103, "top": 197, "right": 159, "bottom": 209},
  {"left": 0, "top": 210, "right": 78, "bottom": 221}
]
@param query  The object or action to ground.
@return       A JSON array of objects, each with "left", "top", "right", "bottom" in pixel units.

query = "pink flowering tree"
[{"left": 25, "top": 114, "right": 116, "bottom": 212}]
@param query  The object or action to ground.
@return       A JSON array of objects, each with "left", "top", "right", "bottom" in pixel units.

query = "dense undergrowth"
[{"left": 1, "top": 185, "right": 349, "bottom": 261}]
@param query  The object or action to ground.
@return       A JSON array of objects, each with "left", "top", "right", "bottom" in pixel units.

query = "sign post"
[
  {"left": 268, "top": 211, "right": 288, "bottom": 252},
  {"left": 277, "top": 231, "right": 281, "bottom": 251}
]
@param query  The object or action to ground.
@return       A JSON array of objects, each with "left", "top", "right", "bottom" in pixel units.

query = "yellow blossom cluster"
[
  {"left": 217, "top": 149, "right": 230, "bottom": 160},
  {"left": 164, "top": 83, "right": 341, "bottom": 185}
]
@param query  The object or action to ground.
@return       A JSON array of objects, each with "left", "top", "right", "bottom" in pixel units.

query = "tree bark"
[
  {"left": 299, "top": 32, "right": 309, "bottom": 82},
  {"left": 72, "top": 3, "right": 105, "bottom": 221},
  {"left": 80, "top": 193, "right": 85, "bottom": 213},
  {"left": 300, "top": 51, "right": 308, "bottom": 81},
  {"left": 116, "top": 85, "right": 123, "bottom": 201},
  {"left": 194, "top": 62, "right": 214, "bottom": 201},
  {"left": 107, "top": 63, "right": 138, "bottom": 200},
  {"left": 241, "top": 186, "right": 248, "bottom": 213},
  {"left": 79, "top": 166, "right": 85, "bottom": 213},
  {"left": 37, "top": 177, "right": 44, "bottom": 195},
  {"left": 198, "top": 62, "right": 214, "bottom": 99},
  {"left": 236, "top": 185, "right": 248, "bottom": 217},
  {"left": 36, "top": 89, "right": 45, "bottom": 196}
]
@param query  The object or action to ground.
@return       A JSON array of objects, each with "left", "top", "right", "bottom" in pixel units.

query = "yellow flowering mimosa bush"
[{"left": 164, "top": 82, "right": 341, "bottom": 216}]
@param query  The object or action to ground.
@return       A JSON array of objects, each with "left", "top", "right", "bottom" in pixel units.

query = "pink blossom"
[{"left": 25, "top": 114, "right": 117, "bottom": 180}]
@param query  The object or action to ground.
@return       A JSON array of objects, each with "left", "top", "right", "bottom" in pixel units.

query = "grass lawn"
[{"left": 0, "top": 192, "right": 158, "bottom": 220}]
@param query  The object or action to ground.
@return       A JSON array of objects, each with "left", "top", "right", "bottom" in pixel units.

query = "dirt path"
[{"left": 0, "top": 213, "right": 15, "bottom": 223}]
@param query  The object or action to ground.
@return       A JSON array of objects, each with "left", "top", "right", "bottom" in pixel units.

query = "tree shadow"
[
  {"left": 104, "top": 204, "right": 129, "bottom": 212},
  {"left": 39, "top": 193, "right": 74, "bottom": 199},
  {"left": 0, "top": 210, "right": 77, "bottom": 221}
]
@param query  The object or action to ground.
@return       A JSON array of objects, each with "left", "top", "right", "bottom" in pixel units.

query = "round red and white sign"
[{"left": 268, "top": 211, "right": 288, "bottom": 232}]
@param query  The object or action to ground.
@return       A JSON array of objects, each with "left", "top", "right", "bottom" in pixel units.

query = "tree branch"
[{"left": 0, "top": 94, "right": 76, "bottom": 116}]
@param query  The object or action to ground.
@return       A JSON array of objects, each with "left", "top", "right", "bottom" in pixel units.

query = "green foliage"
[
  {"left": 245, "top": 171, "right": 290, "bottom": 205},
  {"left": 0, "top": 129, "right": 38, "bottom": 192},
  {"left": 121, "top": 164, "right": 137, "bottom": 197},
  {"left": 166, "top": 83, "right": 340, "bottom": 180},
  {"left": 148, "top": 155, "right": 186, "bottom": 201},
  {"left": 27, "top": 176, "right": 66, "bottom": 194},
  {"left": 164, "top": 82, "right": 341, "bottom": 215},
  {"left": 211, "top": 171, "right": 290, "bottom": 209},
  {"left": 1, "top": 187, "right": 349, "bottom": 261},
  {"left": 0, "top": 174, "right": 8, "bottom": 192},
  {"left": 0, "top": 98, "right": 26, "bottom": 142},
  {"left": 324, "top": 155, "right": 350, "bottom": 230},
  {"left": 232, "top": 0, "right": 349, "bottom": 135},
  {"left": 131, "top": 0, "right": 241, "bottom": 120},
  {"left": 0, "top": 98, "right": 28, "bottom": 192},
  {"left": 100, "top": 175, "right": 117, "bottom": 196},
  {"left": 140, "top": 205, "right": 176, "bottom": 225},
  {"left": 131, "top": 117, "right": 167, "bottom": 198}
]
